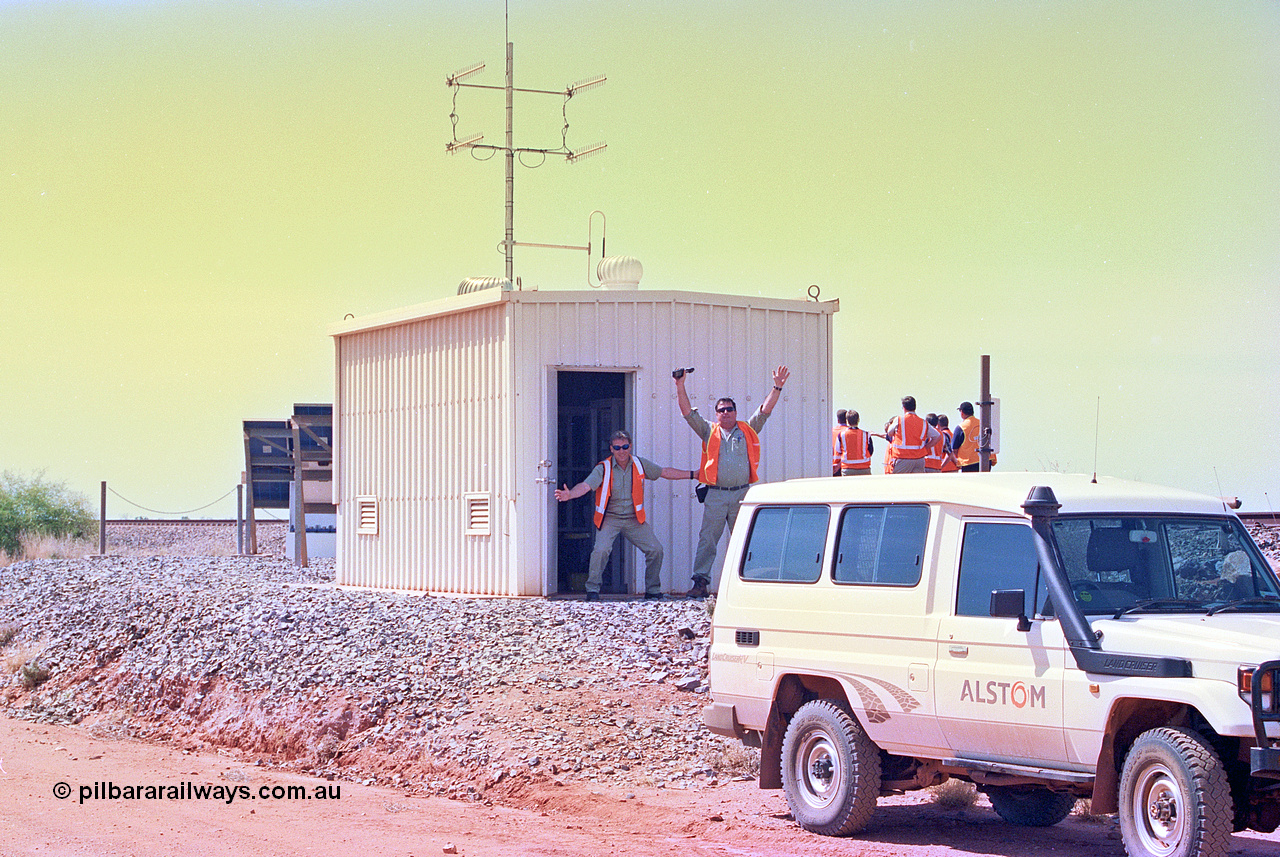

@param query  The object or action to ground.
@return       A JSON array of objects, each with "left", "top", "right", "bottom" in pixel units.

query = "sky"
[{"left": 2, "top": 0, "right": 1278, "bottom": 518}]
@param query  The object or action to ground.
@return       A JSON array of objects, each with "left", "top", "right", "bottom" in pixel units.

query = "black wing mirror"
[{"left": 990, "top": 589, "right": 1032, "bottom": 632}]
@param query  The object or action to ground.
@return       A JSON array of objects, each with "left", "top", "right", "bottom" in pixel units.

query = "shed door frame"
[{"left": 548, "top": 367, "right": 636, "bottom": 595}]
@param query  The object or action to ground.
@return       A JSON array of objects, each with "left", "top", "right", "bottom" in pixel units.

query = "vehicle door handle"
[{"left": 948, "top": 645, "right": 969, "bottom": 657}]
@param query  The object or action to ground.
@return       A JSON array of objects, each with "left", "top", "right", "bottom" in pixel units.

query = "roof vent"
[
  {"left": 595, "top": 255, "right": 642, "bottom": 290},
  {"left": 457, "top": 277, "right": 513, "bottom": 295}
]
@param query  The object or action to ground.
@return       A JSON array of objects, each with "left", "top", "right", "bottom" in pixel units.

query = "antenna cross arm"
[
  {"left": 513, "top": 240, "right": 591, "bottom": 252},
  {"left": 448, "top": 82, "right": 568, "bottom": 97}
]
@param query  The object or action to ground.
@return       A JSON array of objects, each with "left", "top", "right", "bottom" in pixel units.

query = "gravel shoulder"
[{"left": 0, "top": 553, "right": 733, "bottom": 797}]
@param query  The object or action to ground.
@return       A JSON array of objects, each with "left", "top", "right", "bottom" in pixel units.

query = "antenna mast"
[
  {"left": 446, "top": 25, "right": 606, "bottom": 284},
  {"left": 1092, "top": 396, "right": 1100, "bottom": 483},
  {"left": 504, "top": 42, "right": 515, "bottom": 283}
]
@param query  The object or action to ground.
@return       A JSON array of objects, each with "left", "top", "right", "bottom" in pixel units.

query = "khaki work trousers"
[
  {"left": 588, "top": 514, "right": 664, "bottom": 595},
  {"left": 692, "top": 485, "right": 749, "bottom": 585}
]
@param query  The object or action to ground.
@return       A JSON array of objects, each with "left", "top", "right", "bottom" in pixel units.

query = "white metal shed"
[{"left": 329, "top": 283, "right": 838, "bottom": 596}]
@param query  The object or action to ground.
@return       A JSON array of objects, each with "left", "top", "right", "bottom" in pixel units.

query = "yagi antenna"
[
  {"left": 567, "top": 142, "right": 607, "bottom": 163},
  {"left": 445, "top": 36, "right": 608, "bottom": 284},
  {"left": 445, "top": 132, "right": 484, "bottom": 154},
  {"left": 447, "top": 62, "right": 486, "bottom": 86},
  {"left": 567, "top": 74, "right": 607, "bottom": 96}
]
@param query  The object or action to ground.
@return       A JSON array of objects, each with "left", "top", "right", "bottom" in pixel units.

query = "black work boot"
[{"left": 685, "top": 577, "right": 709, "bottom": 599}]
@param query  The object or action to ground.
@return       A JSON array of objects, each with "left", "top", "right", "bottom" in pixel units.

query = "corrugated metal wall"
[
  {"left": 335, "top": 301, "right": 517, "bottom": 594},
  {"left": 510, "top": 290, "right": 834, "bottom": 595},
  {"left": 334, "top": 288, "right": 835, "bottom": 596}
]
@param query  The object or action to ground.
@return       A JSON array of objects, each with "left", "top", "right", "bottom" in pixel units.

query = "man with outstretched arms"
[
  {"left": 675, "top": 365, "right": 790, "bottom": 598},
  {"left": 555, "top": 430, "right": 695, "bottom": 600}
]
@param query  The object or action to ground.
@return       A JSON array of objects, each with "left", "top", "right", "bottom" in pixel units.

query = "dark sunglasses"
[
  {"left": 716, "top": 406, "right": 736, "bottom": 413},
  {"left": 611, "top": 443, "right": 630, "bottom": 451}
]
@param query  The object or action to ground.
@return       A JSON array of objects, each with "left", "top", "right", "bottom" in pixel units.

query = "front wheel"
[
  {"left": 780, "top": 699, "right": 881, "bottom": 836},
  {"left": 986, "top": 785, "right": 1076, "bottom": 827},
  {"left": 1118, "top": 727, "right": 1232, "bottom": 857}
]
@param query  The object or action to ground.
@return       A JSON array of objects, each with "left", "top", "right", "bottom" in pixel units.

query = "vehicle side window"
[
  {"left": 957, "top": 522, "right": 1040, "bottom": 617},
  {"left": 833, "top": 505, "right": 929, "bottom": 586},
  {"left": 740, "top": 506, "right": 829, "bottom": 583}
]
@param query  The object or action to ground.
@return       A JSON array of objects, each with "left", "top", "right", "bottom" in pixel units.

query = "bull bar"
[{"left": 1252, "top": 660, "right": 1280, "bottom": 780}]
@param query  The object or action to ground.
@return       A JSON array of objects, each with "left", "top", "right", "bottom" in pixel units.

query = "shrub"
[
  {"left": 0, "top": 471, "right": 96, "bottom": 559},
  {"left": 1072, "top": 797, "right": 1106, "bottom": 821},
  {"left": 3, "top": 632, "right": 52, "bottom": 691},
  {"left": 20, "top": 659, "right": 50, "bottom": 689},
  {"left": 930, "top": 778, "right": 979, "bottom": 809},
  {"left": 6, "top": 533, "right": 96, "bottom": 565},
  {"left": 706, "top": 742, "right": 760, "bottom": 779}
]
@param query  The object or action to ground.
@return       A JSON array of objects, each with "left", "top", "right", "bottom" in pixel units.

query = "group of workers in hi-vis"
[
  {"left": 833, "top": 396, "right": 995, "bottom": 476},
  {"left": 554, "top": 365, "right": 791, "bottom": 601}
]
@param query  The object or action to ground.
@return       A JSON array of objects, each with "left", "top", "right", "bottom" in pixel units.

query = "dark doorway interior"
[{"left": 557, "top": 371, "right": 628, "bottom": 594}]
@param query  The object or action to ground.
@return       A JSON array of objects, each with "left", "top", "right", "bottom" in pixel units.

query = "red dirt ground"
[{"left": 5, "top": 715, "right": 1280, "bottom": 857}]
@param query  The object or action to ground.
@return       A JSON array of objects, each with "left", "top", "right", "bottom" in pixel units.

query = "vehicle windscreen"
[{"left": 1051, "top": 516, "right": 1280, "bottom": 615}]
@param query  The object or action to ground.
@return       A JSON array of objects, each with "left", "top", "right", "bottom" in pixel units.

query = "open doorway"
[{"left": 556, "top": 371, "right": 630, "bottom": 595}]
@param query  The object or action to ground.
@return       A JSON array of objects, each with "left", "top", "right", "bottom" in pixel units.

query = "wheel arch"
[
  {"left": 761, "top": 673, "right": 857, "bottom": 790},
  {"left": 1091, "top": 698, "right": 1189, "bottom": 814}
]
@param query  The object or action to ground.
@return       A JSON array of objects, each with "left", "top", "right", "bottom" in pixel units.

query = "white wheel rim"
[
  {"left": 795, "top": 729, "right": 843, "bottom": 810},
  {"left": 1131, "top": 762, "right": 1185, "bottom": 856}
]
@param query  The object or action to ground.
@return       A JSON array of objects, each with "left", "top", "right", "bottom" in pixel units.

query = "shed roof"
[
  {"left": 329, "top": 288, "right": 838, "bottom": 339},
  {"left": 740, "top": 472, "right": 1232, "bottom": 517}
]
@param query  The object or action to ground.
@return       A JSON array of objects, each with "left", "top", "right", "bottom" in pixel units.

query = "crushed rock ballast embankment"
[
  {"left": 0, "top": 556, "right": 747, "bottom": 801},
  {"left": 6, "top": 524, "right": 1273, "bottom": 805}
]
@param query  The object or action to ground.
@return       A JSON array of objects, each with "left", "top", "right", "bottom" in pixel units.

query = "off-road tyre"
[
  {"left": 986, "top": 785, "right": 1076, "bottom": 827},
  {"left": 1119, "top": 726, "right": 1232, "bottom": 857},
  {"left": 780, "top": 699, "right": 881, "bottom": 836}
]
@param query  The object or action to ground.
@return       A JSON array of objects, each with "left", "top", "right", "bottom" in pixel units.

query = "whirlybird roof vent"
[
  {"left": 596, "top": 255, "right": 643, "bottom": 290},
  {"left": 457, "top": 277, "right": 513, "bottom": 295}
]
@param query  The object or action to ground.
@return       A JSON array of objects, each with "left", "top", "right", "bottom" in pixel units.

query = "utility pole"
[{"left": 980, "top": 355, "right": 993, "bottom": 472}]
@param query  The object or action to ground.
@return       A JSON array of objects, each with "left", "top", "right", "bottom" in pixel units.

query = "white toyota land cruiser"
[{"left": 703, "top": 473, "right": 1280, "bottom": 857}]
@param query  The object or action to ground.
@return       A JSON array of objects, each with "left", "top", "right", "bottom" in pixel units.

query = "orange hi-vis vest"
[
  {"left": 939, "top": 428, "right": 959, "bottom": 472},
  {"left": 924, "top": 429, "right": 947, "bottom": 471},
  {"left": 593, "top": 457, "right": 645, "bottom": 528},
  {"left": 831, "top": 425, "right": 844, "bottom": 470},
  {"left": 699, "top": 421, "right": 761, "bottom": 486},
  {"left": 840, "top": 427, "right": 871, "bottom": 469},
  {"left": 892, "top": 412, "right": 928, "bottom": 459},
  {"left": 956, "top": 415, "right": 981, "bottom": 467}
]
